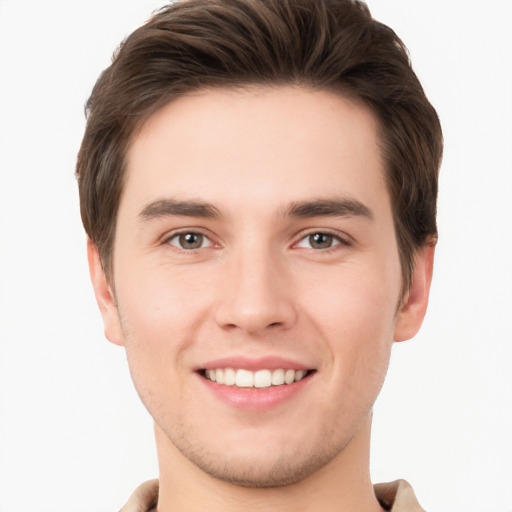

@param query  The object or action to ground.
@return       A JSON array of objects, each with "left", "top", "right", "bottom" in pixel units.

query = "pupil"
[
  {"left": 180, "top": 233, "right": 203, "bottom": 249},
  {"left": 310, "top": 233, "right": 332, "bottom": 249}
]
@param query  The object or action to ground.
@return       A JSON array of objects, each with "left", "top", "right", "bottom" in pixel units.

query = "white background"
[{"left": 0, "top": 1, "right": 510, "bottom": 511}]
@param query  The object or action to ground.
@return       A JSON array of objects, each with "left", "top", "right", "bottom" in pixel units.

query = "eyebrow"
[
  {"left": 285, "top": 198, "right": 374, "bottom": 220},
  {"left": 138, "top": 197, "right": 373, "bottom": 222},
  {"left": 139, "top": 198, "right": 221, "bottom": 221}
]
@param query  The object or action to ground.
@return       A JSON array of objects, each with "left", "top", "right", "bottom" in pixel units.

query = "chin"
[{"left": 168, "top": 425, "right": 348, "bottom": 488}]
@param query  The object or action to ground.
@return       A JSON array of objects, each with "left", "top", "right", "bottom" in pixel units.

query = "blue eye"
[
  {"left": 297, "top": 232, "right": 342, "bottom": 250},
  {"left": 168, "top": 232, "right": 211, "bottom": 250}
]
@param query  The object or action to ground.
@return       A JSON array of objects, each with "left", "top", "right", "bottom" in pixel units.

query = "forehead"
[{"left": 123, "top": 86, "right": 388, "bottom": 214}]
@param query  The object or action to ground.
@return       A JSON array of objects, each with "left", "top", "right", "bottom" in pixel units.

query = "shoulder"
[
  {"left": 374, "top": 479, "right": 426, "bottom": 512},
  {"left": 118, "top": 479, "right": 159, "bottom": 512}
]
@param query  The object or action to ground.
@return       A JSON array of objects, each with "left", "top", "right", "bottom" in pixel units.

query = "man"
[{"left": 76, "top": 0, "right": 442, "bottom": 510}]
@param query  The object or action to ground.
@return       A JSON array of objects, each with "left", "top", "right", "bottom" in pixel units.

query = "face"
[{"left": 90, "top": 86, "right": 433, "bottom": 487}]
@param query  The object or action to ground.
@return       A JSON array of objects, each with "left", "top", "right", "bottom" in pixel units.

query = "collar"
[{"left": 120, "top": 478, "right": 425, "bottom": 512}]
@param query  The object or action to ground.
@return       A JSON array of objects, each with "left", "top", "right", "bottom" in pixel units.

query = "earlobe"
[
  {"left": 87, "top": 240, "right": 125, "bottom": 346},
  {"left": 394, "top": 242, "right": 436, "bottom": 342}
]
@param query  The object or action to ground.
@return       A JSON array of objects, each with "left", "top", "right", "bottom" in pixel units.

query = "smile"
[{"left": 202, "top": 368, "right": 312, "bottom": 388}]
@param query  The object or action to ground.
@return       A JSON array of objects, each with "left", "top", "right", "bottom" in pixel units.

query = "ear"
[
  {"left": 87, "top": 240, "right": 124, "bottom": 346},
  {"left": 394, "top": 241, "right": 436, "bottom": 342}
]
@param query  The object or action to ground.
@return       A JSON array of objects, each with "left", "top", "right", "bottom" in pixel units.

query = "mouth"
[{"left": 198, "top": 368, "right": 315, "bottom": 389}]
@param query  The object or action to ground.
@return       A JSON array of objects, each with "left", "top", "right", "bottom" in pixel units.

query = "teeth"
[
  {"left": 284, "top": 369, "right": 295, "bottom": 384},
  {"left": 271, "top": 369, "right": 285, "bottom": 385},
  {"left": 204, "top": 368, "right": 309, "bottom": 388},
  {"left": 254, "top": 369, "right": 272, "bottom": 388},
  {"left": 224, "top": 367, "right": 236, "bottom": 386},
  {"left": 236, "top": 369, "right": 254, "bottom": 388}
]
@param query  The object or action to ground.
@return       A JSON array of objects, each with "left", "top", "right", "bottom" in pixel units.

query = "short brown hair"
[{"left": 76, "top": 0, "right": 442, "bottom": 290}]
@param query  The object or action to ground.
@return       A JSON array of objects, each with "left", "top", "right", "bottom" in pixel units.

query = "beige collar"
[{"left": 120, "top": 478, "right": 425, "bottom": 512}]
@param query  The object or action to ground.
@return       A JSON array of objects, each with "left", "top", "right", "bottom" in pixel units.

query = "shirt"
[{"left": 119, "top": 478, "right": 425, "bottom": 511}]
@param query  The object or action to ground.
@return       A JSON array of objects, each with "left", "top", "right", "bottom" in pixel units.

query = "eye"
[
  {"left": 167, "top": 232, "right": 212, "bottom": 250},
  {"left": 296, "top": 232, "right": 344, "bottom": 250}
]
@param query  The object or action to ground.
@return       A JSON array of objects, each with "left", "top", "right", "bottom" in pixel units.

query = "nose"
[{"left": 214, "top": 247, "right": 297, "bottom": 335}]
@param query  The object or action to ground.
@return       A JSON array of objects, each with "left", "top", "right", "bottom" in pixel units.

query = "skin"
[{"left": 89, "top": 86, "right": 434, "bottom": 511}]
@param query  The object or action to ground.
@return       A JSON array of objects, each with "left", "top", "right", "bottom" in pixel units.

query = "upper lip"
[{"left": 196, "top": 355, "right": 314, "bottom": 372}]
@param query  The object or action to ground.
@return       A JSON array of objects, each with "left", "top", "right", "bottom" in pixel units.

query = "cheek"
[
  {"left": 301, "top": 263, "right": 398, "bottom": 392},
  {"left": 319, "top": 286, "right": 395, "bottom": 381},
  {"left": 313, "top": 284, "right": 395, "bottom": 420},
  {"left": 114, "top": 272, "right": 205, "bottom": 423},
  {"left": 117, "top": 260, "right": 211, "bottom": 332},
  {"left": 303, "top": 263, "right": 399, "bottom": 342},
  {"left": 114, "top": 266, "right": 213, "bottom": 384}
]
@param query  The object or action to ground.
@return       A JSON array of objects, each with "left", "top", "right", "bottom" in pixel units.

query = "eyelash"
[
  {"left": 163, "top": 229, "right": 351, "bottom": 253},
  {"left": 164, "top": 230, "right": 215, "bottom": 251},
  {"left": 294, "top": 230, "right": 352, "bottom": 252}
]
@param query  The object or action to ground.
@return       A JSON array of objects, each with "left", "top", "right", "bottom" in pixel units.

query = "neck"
[{"left": 154, "top": 415, "right": 384, "bottom": 512}]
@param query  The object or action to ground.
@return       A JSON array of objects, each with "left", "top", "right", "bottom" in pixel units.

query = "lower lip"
[{"left": 198, "top": 374, "right": 312, "bottom": 411}]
